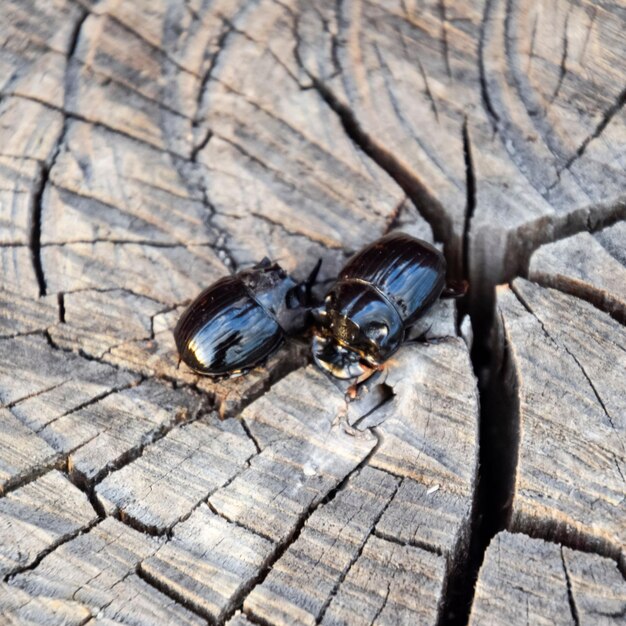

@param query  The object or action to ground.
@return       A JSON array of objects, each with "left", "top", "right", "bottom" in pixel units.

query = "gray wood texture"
[
  {"left": 0, "top": 470, "right": 97, "bottom": 577},
  {"left": 497, "top": 278, "right": 626, "bottom": 570},
  {"left": 0, "top": 0, "right": 624, "bottom": 624},
  {"left": 529, "top": 222, "right": 626, "bottom": 324},
  {"left": 469, "top": 531, "right": 626, "bottom": 626}
]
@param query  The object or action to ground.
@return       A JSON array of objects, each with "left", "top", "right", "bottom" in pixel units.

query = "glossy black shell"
[
  {"left": 313, "top": 232, "right": 446, "bottom": 377},
  {"left": 175, "top": 275, "right": 284, "bottom": 376},
  {"left": 338, "top": 231, "right": 446, "bottom": 327}
]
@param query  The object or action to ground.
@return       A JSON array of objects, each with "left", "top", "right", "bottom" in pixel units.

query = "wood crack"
[
  {"left": 229, "top": 430, "right": 387, "bottom": 624},
  {"left": 478, "top": 0, "right": 500, "bottom": 129},
  {"left": 301, "top": 73, "right": 452, "bottom": 257},
  {"left": 34, "top": 377, "right": 141, "bottom": 435},
  {"left": 369, "top": 581, "right": 391, "bottom": 626},
  {"left": 102, "top": 13, "right": 202, "bottom": 80},
  {"left": 29, "top": 163, "right": 49, "bottom": 297},
  {"left": 371, "top": 528, "right": 443, "bottom": 557},
  {"left": 557, "top": 85, "right": 626, "bottom": 177},
  {"left": 511, "top": 282, "right": 621, "bottom": 442},
  {"left": 437, "top": 0, "right": 452, "bottom": 78},
  {"left": 560, "top": 547, "right": 581, "bottom": 626},
  {"left": 8, "top": 93, "right": 188, "bottom": 159},
  {"left": 313, "top": 471, "right": 402, "bottom": 625},
  {"left": 194, "top": 19, "right": 234, "bottom": 126},
  {"left": 4, "top": 517, "right": 100, "bottom": 584},
  {"left": 461, "top": 117, "right": 476, "bottom": 282},
  {"left": 134, "top": 564, "right": 211, "bottom": 625},
  {"left": 548, "top": 5, "right": 571, "bottom": 105}
]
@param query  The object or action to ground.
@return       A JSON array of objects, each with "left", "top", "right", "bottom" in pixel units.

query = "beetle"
[
  {"left": 175, "top": 258, "right": 321, "bottom": 377},
  {"left": 311, "top": 231, "right": 465, "bottom": 380}
]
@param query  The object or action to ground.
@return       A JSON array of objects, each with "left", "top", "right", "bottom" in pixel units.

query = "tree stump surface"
[{"left": 0, "top": 1, "right": 624, "bottom": 625}]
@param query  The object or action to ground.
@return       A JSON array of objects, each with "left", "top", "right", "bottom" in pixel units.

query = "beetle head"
[
  {"left": 312, "top": 332, "right": 374, "bottom": 380},
  {"left": 312, "top": 281, "right": 403, "bottom": 379}
]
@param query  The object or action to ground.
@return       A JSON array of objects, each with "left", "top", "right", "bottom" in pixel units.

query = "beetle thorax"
[
  {"left": 312, "top": 281, "right": 405, "bottom": 379},
  {"left": 327, "top": 281, "right": 404, "bottom": 360}
]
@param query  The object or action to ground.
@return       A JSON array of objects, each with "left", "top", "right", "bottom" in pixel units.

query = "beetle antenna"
[
  {"left": 305, "top": 258, "right": 323, "bottom": 303},
  {"left": 252, "top": 257, "right": 273, "bottom": 270}
]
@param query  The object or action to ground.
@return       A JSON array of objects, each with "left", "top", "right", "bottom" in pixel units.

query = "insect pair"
[{"left": 174, "top": 232, "right": 464, "bottom": 382}]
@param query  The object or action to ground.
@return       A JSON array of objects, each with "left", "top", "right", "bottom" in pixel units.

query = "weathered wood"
[
  {"left": 497, "top": 278, "right": 626, "bottom": 569},
  {"left": 207, "top": 428, "right": 376, "bottom": 544},
  {"left": 0, "top": 334, "right": 138, "bottom": 431},
  {"left": 95, "top": 416, "right": 256, "bottom": 533},
  {"left": 0, "top": 470, "right": 96, "bottom": 577},
  {"left": 0, "top": 409, "right": 59, "bottom": 494},
  {"left": 140, "top": 504, "right": 274, "bottom": 622},
  {"left": 529, "top": 222, "right": 626, "bottom": 324},
  {"left": 563, "top": 546, "right": 626, "bottom": 625},
  {"left": 0, "top": 582, "right": 91, "bottom": 626},
  {"left": 226, "top": 614, "right": 257, "bottom": 626},
  {"left": 0, "top": 289, "right": 58, "bottom": 339},
  {"left": 296, "top": 0, "right": 626, "bottom": 289},
  {"left": 320, "top": 534, "right": 445, "bottom": 626},
  {"left": 1, "top": 0, "right": 625, "bottom": 622},
  {"left": 469, "top": 531, "right": 626, "bottom": 626},
  {"left": 48, "top": 288, "right": 166, "bottom": 358},
  {"left": 48, "top": 379, "right": 206, "bottom": 486},
  {"left": 11, "top": 517, "right": 203, "bottom": 625},
  {"left": 243, "top": 466, "right": 399, "bottom": 625}
]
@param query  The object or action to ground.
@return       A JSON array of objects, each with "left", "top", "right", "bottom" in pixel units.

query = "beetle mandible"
[
  {"left": 312, "top": 232, "right": 463, "bottom": 380},
  {"left": 175, "top": 258, "right": 320, "bottom": 377}
]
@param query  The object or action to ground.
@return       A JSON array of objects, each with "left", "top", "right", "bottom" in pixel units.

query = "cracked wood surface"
[
  {"left": 0, "top": 0, "right": 625, "bottom": 624},
  {"left": 529, "top": 222, "right": 626, "bottom": 325},
  {"left": 497, "top": 278, "right": 626, "bottom": 571},
  {"left": 469, "top": 531, "right": 626, "bottom": 625}
]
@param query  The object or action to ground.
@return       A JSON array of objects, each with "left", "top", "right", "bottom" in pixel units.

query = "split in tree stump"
[{"left": 0, "top": 0, "right": 624, "bottom": 625}]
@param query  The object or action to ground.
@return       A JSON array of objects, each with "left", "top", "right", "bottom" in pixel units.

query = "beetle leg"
[
  {"left": 440, "top": 279, "right": 468, "bottom": 299},
  {"left": 346, "top": 381, "right": 359, "bottom": 401}
]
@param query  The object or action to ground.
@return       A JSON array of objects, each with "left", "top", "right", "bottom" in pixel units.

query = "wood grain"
[
  {"left": 497, "top": 278, "right": 626, "bottom": 569},
  {"left": 95, "top": 416, "right": 257, "bottom": 533},
  {"left": 297, "top": 0, "right": 626, "bottom": 290},
  {"left": 529, "top": 222, "right": 626, "bottom": 324},
  {"left": 0, "top": 334, "right": 139, "bottom": 432},
  {"left": 140, "top": 504, "right": 274, "bottom": 622},
  {"left": 0, "top": 582, "right": 91, "bottom": 626},
  {"left": 11, "top": 517, "right": 203, "bottom": 625},
  {"left": 0, "top": 0, "right": 624, "bottom": 622},
  {"left": 46, "top": 379, "right": 206, "bottom": 487},
  {"left": 0, "top": 409, "right": 59, "bottom": 494},
  {"left": 0, "top": 470, "right": 96, "bottom": 577},
  {"left": 0, "top": 289, "right": 58, "bottom": 339},
  {"left": 243, "top": 466, "right": 399, "bottom": 625},
  {"left": 320, "top": 534, "right": 445, "bottom": 626},
  {"left": 469, "top": 531, "right": 626, "bottom": 626}
]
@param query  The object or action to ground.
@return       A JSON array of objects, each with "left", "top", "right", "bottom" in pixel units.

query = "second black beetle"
[
  {"left": 175, "top": 258, "right": 320, "bottom": 377},
  {"left": 312, "top": 232, "right": 462, "bottom": 380}
]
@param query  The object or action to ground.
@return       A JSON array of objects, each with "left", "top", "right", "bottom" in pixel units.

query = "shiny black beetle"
[
  {"left": 175, "top": 258, "right": 320, "bottom": 377},
  {"left": 312, "top": 232, "right": 463, "bottom": 380}
]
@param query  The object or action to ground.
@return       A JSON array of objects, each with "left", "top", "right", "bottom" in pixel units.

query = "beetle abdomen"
[
  {"left": 174, "top": 276, "right": 283, "bottom": 375},
  {"left": 339, "top": 232, "right": 446, "bottom": 324}
]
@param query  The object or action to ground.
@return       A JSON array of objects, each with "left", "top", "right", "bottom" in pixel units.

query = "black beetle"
[
  {"left": 312, "top": 232, "right": 464, "bottom": 380},
  {"left": 175, "top": 258, "right": 320, "bottom": 377}
]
